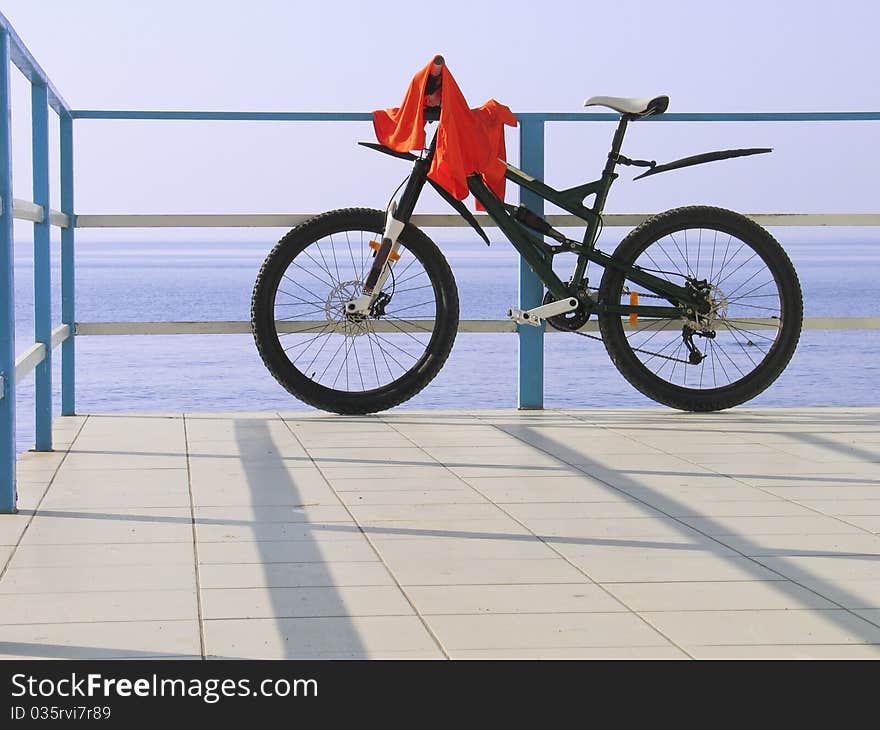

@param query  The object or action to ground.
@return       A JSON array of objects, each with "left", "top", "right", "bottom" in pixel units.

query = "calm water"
[{"left": 10, "top": 234, "right": 880, "bottom": 455}]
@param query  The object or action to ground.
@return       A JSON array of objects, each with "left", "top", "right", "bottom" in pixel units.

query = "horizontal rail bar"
[
  {"left": 72, "top": 213, "right": 880, "bottom": 229},
  {"left": 521, "top": 112, "right": 880, "bottom": 123},
  {"left": 50, "top": 324, "right": 70, "bottom": 349},
  {"left": 48, "top": 209, "right": 69, "bottom": 227},
  {"left": 12, "top": 327, "right": 70, "bottom": 386},
  {"left": 796, "top": 317, "right": 880, "bottom": 330},
  {"left": 74, "top": 317, "right": 880, "bottom": 337},
  {"left": 75, "top": 320, "right": 517, "bottom": 336},
  {"left": 71, "top": 111, "right": 374, "bottom": 121},
  {"left": 547, "top": 213, "right": 880, "bottom": 228},
  {"left": 0, "top": 11, "right": 69, "bottom": 114},
  {"left": 75, "top": 213, "right": 315, "bottom": 229},
  {"left": 70, "top": 110, "right": 880, "bottom": 123},
  {"left": 11, "top": 198, "right": 41, "bottom": 223},
  {"left": 14, "top": 342, "right": 45, "bottom": 384},
  {"left": 8, "top": 198, "right": 70, "bottom": 227}
]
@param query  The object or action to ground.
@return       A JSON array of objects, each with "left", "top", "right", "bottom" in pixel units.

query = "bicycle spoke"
[
  {"left": 392, "top": 266, "right": 428, "bottom": 288},
  {"left": 389, "top": 300, "right": 435, "bottom": 315},
  {"left": 365, "top": 321, "right": 408, "bottom": 373},
  {"left": 281, "top": 276, "right": 325, "bottom": 306},
  {"left": 277, "top": 322, "right": 336, "bottom": 337},
  {"left": 370, "top": 330, "right": 422, "bottom": 361},
  {"left": 298, "top": 245, "right": 336, "bottom": 282},
  {"left": 711, "top": 241, "right": 747, "bottom": 287},
  {"left": 384, "top": 317, "right": 432, "bottom": 347},
  {"left": 283, "top": 324, "right": 333, "bottom": 355},
  {"left": 724, "top": 276, "right": 775, "bottom": 302},
  {"left": 714, "top": 251, "right": 758, "bottom": 290},
  {"left": 327, "top": 234, "right": 342, "bottom": 283},
  {"left": 288, "top": 259, "right": 336, "bottom": 290},
  {"left": 365, "top": 327, "right": 382, "bottom": 388},
  {"left": 345, "top": 230, "right": 358, "bottom": 279},
  {"left": 639, "top": 335, "right": 683, "bottom": 367},
  {"left": 392, "top": 283, "right": 435, "bottom": 295},
  {"left": 351, "top": 332, "right": 366, "bottom": 391},
  {"left": 384, "top": 314, "right": 434, "bottom": 333}
]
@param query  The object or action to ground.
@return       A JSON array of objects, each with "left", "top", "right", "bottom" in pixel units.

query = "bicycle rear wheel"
[
  {"left": 598, "top": 206, "right": 802, "bottom": 411},
  {"left": 251, "top": 208, "right": 459, "bottom": 414}
]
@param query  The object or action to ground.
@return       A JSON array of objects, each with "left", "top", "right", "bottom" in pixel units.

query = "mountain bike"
[{"left": 251, "top": 68, "right": 802, "bottom": 415}]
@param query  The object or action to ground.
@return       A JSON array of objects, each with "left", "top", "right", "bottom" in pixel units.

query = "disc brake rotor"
[
  {"left": 684, "top": 283, "right": 728, "bottom": 333},
  {"left": 326, "top": 280, "right": 367, "bottom": 337}
]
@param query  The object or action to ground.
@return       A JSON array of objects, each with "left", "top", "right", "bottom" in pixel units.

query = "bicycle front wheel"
[
  {"left": 598, "top": 206, "right": 803, "bottom": 411},
  {"left": 251, "top": 208, "right": 459, "bottom": 414}
]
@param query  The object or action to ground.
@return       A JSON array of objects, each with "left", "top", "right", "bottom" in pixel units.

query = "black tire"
[
  {"left": 598, "top": 205, "right": 802, "bottom": 411},
  {"left": 251, "top": 208, "right": 459, "bottom": 414}
]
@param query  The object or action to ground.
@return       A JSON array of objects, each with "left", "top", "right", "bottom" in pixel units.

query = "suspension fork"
[{"left": 345, "top": 140, "right": 436, "bottom": 316}]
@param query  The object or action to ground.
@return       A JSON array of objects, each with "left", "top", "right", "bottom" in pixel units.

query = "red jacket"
[{"left": 373, "top": 58, "right": 517, "bottom": 210}]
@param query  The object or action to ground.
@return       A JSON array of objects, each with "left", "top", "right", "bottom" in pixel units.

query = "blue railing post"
[
  {"left": 32, "top": 81, "right": 52, "bottom": 451},
  {"left": 60, "top": 113, "right": 74, "bottom": 416},
  {"left": 517, "top": 118, "right": 545, "bottom": 409},
  {"left": 0, "top": 29, "right": 16, "bottom": 511}
]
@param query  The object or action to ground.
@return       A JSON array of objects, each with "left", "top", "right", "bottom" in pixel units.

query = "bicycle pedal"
[
  {"left": 508, "top": 298, "right": 579, "bottom": 327},
  {"left": 508, "top": 307, "right": 543, "bottom": 327}
]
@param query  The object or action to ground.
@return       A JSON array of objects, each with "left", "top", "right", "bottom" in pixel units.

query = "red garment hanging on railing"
[{"left": 373, "top": 58, "right": 517, "bottom": 210}]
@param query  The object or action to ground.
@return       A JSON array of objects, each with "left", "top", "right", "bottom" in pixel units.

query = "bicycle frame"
[
  {"left": 370, "top": 114, "right": 706, "bottom": 320},
  {"left": 467, "top": 172, "right": 694, "bottom": 319}
]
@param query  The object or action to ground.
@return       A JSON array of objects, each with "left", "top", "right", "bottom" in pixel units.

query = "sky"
[{"left": 2, "top": 0, "right": 879, "bottom": 243}]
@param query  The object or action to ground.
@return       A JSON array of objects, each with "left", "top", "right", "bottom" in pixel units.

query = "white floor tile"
[
  {"left": 407, "top": 583, "right": 625, "bottom": 615},
  {"left": 606, "top": 580, "right": 836, "bottom": 612},
  {"left": 0, "top": 563, "right": 195, "bottom": 593},
  {"left": 0, "top": 620, "right": 200, "bottom": 660},
  {"left": 199, "top": 562, "right": 395, "bottom": 589},
  {"left": 0, "top": 589, "right": 197, "bottom": 624},
  {"left": 198, "top": 538, "right": 378, "bottom": 564},
  {"left": 642, "top": 608, "right": 880, "bottom": 646},
  {"left": 204, "top": 616, "right": 441, "bottom": 659},
  {"left": 201, "top": 585, "right": 414, "bottom": 619},
  {"left": 426, "top": 612, "right": 671, "bottom": 650},
  {"left": 8, "top": 542, "right": 195, "bottom": 568}
]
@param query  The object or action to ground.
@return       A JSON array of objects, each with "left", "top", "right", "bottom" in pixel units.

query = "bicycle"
[{"left": 251, "top": 59, "right": 803, "bottom": 414}]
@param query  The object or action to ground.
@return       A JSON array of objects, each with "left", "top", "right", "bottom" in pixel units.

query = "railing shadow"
[
  {"left": 221, "top": 417, "right": 371, "bottom": 659},
  {"left": 21, "top": 508, "right": 880, "bottom": 559},
  {"left": 491, "top": 419, "right": 880, "bottom": 642},
  {"left": 0, "top": 640, "right": 197, "bottom": 660}
]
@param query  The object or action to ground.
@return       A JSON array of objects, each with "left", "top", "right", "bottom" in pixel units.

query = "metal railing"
[
  {"left": 1, "top": 11, "right": 879, "bottom": 512},
  {"left": 0, "top": 13, "right": 74, "bottom": 513}
]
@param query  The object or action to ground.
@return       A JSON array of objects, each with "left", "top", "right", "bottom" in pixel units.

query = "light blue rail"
[
  {"left": 0, "top": 13, "right": 74, "bottom": 513},
  {"left": 2, "top": 12, "right": 880, "bottom": 512}
]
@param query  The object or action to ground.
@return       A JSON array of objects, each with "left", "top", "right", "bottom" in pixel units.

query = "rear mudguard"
[{"left": 633, "top": 147, "right": 772, "bottom": 180}]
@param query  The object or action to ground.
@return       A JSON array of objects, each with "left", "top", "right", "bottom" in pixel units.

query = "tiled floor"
[{"left": 2, "top": 407, "right": 880, "bottom": 659}]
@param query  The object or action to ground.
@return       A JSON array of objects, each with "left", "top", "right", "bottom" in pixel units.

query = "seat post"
[
  {"left": 602, "top": 114, "right": 633, "bottom": 176},
  {"left": 588, "top": 114, "right": 634, "bottom": 226}
]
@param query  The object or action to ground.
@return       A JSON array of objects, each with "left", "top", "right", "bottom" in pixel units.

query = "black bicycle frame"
[{"left": 389, "top": 115, "right": 703, "bottom": 319}]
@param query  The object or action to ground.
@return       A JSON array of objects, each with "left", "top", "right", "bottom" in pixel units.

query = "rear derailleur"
[
  {"left": 682, "top": 325, "right": 714, "bottom": 365},
  {"left": 681, "top": 277, "right": 718, "bottom": 365}
]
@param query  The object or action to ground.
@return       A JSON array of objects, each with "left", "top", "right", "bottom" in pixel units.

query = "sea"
[{"left": 9, "top": 233, "right": 880, "bottom": 456}]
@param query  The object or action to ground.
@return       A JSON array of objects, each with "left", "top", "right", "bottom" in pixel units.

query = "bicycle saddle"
[{"left": 584, "top": 95, "right": 669, "bottom": 117}]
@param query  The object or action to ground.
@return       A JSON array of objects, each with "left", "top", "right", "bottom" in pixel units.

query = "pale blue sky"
[{"left": 3, "top": 0, "right": 879, "bottom": 241}]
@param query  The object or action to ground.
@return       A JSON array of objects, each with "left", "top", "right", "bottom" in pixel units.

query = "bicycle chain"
[
  {"left": 567, "top": 288, "right": 694, "bottom": 365},
  {"left": 569, "top": 328, "right": 694, "bottom": 365}
]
